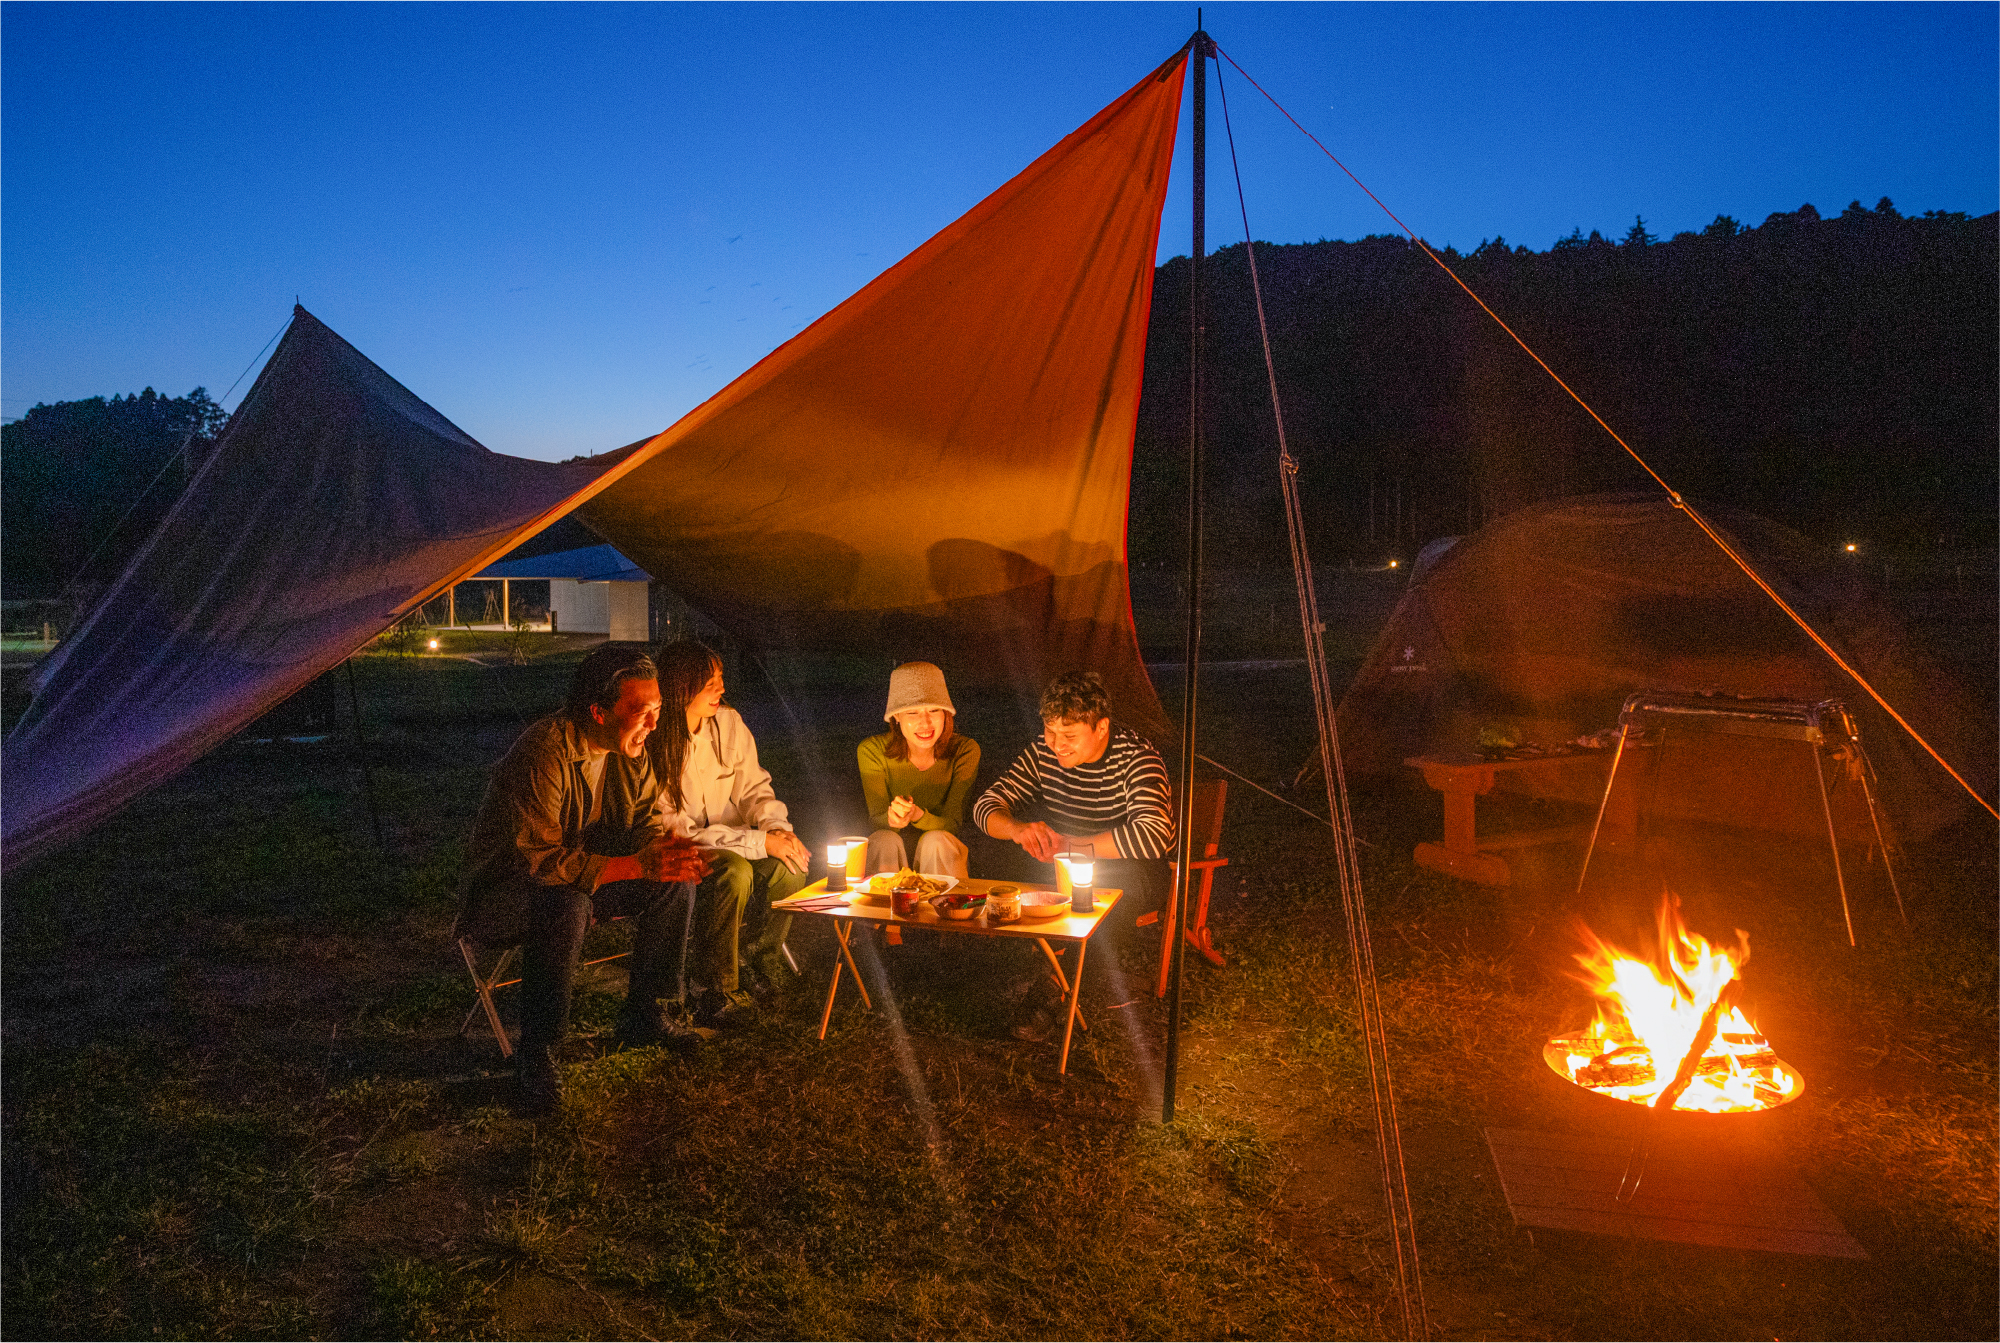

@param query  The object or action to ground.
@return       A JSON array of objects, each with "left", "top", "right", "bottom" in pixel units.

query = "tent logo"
[{"left": 1390, "top": 645, "right": 1427, "bottom": 674}]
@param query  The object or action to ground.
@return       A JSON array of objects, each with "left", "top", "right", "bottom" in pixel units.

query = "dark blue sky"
[{"left": 4, "top": 2, "right": 1993, "bottom": 458}]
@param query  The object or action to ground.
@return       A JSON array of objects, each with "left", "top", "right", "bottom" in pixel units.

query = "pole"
[
  {"left": 344, "top": 658, "right": 387, "bottom": 852},
  {"left": 1164, "top": 23, "right": 1209, "bottom": 1126}
]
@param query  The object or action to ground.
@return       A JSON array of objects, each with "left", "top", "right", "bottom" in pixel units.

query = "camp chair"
[
  {"left": 1139, "top": 779, "right": 1229, "bottom": 997},
  {"left": 457, "top": 932, "right": 630, "bottom": 1059}
]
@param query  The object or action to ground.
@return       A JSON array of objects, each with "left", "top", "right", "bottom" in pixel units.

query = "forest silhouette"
[
  {"left": 1131, "top": 200, "right": 1997, "bottom": 567},
  {"left": 4, "top": 201, "right": 1992, "bottom": 606}
]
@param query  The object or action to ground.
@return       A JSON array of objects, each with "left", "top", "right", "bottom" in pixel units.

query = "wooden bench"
[{"left": 1406, "top": 750, "right": 1634, "bottom": 886}]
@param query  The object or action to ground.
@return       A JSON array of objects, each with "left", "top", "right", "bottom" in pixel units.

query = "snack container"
[{"left": 986, "top": 889, "right": 1022, "bottom": 922}]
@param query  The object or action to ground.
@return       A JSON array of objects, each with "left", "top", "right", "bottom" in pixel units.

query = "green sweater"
[{"left": 857, "top": 732, "right": 981, "bottom": 836}]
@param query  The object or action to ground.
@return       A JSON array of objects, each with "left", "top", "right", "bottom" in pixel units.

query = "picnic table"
[
  {"left": 771, "top": 876, "right": 1125, "bottom": 1074},
  {"left": 1406, "top": 748, "right": 1637, "bottom": 886}
]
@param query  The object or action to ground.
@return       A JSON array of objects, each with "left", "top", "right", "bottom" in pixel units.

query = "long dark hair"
[
  {"left": 648, "top": 642, "right": 721, "bottom": 814},
  {"left": 884, "top": 711, "right": 959, "bottom": 763}
]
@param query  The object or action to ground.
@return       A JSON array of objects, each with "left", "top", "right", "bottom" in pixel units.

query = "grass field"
[{"left": 3, "top": 622, "right": 1994, "bottom": 1340}]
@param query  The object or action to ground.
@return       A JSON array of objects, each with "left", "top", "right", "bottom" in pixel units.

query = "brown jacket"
[{"left": 454, "top": 713, "right": 666, "bottom": 944}]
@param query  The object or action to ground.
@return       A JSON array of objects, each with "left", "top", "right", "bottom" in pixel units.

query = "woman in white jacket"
[{"left": 648, "top": 642, "right": 810, "bottom": 1024}]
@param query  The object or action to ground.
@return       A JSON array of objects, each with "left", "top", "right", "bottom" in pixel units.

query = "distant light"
[
  {"left": 1388, "top": 559, "right": 1400, "bottom": 569},
  {"left": 1844, "top": 543, "right": 1857, "bottom": 553},
  {"left": 427, "top": 638, "right": 440, "bottom": 650}
]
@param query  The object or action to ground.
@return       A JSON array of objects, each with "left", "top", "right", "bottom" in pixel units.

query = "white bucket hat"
[{"left": 884, "top": 661, "right": 955, "bottom": 720}]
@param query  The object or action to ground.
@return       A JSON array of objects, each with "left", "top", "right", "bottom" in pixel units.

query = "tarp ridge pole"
[{"left": 1164, "top": 22, "right": 1209, "bottom": 1128}]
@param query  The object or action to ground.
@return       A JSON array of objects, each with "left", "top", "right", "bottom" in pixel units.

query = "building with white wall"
[{"left": 475, "top": 543, "right": 652, "bottom": 642}]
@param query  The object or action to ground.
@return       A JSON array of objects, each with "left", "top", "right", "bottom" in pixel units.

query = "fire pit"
[
  {"left": 1547, "top": 898, "right": 1804, "bottom": 1117},
  {"left": 1482, "top": 896, "right": 1861, "bottom": 1259}
]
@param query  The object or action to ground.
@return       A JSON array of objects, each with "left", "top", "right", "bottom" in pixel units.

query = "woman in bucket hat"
[{"left": 857, "top": 662, "right": 981, "bottom": 878}]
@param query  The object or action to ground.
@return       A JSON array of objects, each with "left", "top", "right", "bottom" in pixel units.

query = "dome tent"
[{"left": 1334, "top": 494, "right": 1992, "bottom": 842}]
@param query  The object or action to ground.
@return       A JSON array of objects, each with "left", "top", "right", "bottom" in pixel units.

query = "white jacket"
[{"left": 665, "top": 707, "right": 792, "bottom": 859}]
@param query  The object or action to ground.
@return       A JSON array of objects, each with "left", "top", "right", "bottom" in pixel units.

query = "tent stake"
[{"left": 1164, "top": 24, "right": 1210, "bottom": 1127}]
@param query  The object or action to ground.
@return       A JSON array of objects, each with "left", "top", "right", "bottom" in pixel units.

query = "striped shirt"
[{"left": 974, "top": 725, "right": 1175, "bottom": 861}]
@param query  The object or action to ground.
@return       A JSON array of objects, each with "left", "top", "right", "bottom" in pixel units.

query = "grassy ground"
[{"left": 3, "top": 633, "right": 1994, "bottom": 1340}]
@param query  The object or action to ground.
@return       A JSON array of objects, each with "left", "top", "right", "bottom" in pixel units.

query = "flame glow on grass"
[{"left": 1547, "top": 898, "right": 1802, "bottom": 1114}]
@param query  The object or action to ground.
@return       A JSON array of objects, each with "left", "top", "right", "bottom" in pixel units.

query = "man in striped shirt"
[{"left": 975, "top": 672, "right": 1175, "bottom": 1036}]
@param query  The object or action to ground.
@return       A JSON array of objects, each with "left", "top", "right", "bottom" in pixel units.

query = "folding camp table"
[{"left": 772, "top": 877, "right": 1123, "bottom": 1074}]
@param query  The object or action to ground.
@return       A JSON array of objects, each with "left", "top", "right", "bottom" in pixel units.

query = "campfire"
[{"left": 1545, "top": 898, "right": 1803, "bottom": 1115}]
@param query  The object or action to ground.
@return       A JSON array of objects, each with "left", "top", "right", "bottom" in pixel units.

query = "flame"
[{"left": 1551, "top": 898, "right": 1801, "bottom": 1114}]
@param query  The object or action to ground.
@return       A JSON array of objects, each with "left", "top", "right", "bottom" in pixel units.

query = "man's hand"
[
  {"left": 886, "top": 794, "right": 922, "bottom": 829},
  {"left": 1011, "top": 819, "right": 1064, "bottom": 864},
  {"left": 639, "top": 834, "right": 709, "bottom": 884},
  {"left": 765, "top": 828, "right": 811, "bottom": 875}
]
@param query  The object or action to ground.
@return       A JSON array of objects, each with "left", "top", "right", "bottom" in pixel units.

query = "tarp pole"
[
  {"left": 1164, "top": 24, "right": 1209, "bottom": 1126},
  {"left": 344, "top": 657, "right": 386, "bottom": 852}
]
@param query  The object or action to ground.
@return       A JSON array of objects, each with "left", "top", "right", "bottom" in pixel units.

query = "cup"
[
  {"left": 843, "top": 836, "right": 869, "bottom": 883},
  {"left": 892, "top": 885, "right": 925, "bottom": 919},
  {"left": 825, "top": 841, "right": 849, "bottom": 893},
  {"left": 1055, "top": 856, "right": 1073, "bottom": 901}
]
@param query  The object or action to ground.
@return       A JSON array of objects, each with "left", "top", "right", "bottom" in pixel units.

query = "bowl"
[{"left": 1019, "top": 891, "right": 1069, "bottom": 920}]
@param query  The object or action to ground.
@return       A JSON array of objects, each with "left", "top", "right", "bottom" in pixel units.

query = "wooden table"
[
  {"left": 1406, "top": 750, "right": 1634, "bottom": 886},
  {"left": 772, "top": 877, "right": 1124, "bottom": 1074}
]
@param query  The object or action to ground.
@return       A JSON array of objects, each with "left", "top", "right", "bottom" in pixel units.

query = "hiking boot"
[
  {"left": 515, "top": 1045, "right": 564, "bottom": 1116},
  {"left": 747, "top": 946, "right": 797, "bottom": 1002},
  {"left": 615, "top": 999, "right": 704, "bottom": 1054},
  {"left": 1010, "top": 1004, "right": 1057, "bottom": 1044},
  {"left": 696, "top": 988, "right": 758, "bottom": 1030}
]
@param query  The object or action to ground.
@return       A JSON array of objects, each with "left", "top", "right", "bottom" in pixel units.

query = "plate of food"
[
  {"left": 1019, "top": 891, "right": 1071, "bottom": 920},
  {"left": 864, "top": 869, "right": 958, "bottom": 898}
]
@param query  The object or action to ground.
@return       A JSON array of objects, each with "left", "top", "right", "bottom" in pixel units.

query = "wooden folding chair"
[
  {"left": 1139, "top": 779, "right": 1230, "bottom": 997},
  {"left": 457, "top": 934, "right": 629, "bottom": 1058}
]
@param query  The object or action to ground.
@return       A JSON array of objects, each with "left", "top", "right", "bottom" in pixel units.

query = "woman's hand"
[
  {"left": 886, "top": 795, "right": 923, "bottom": 828},
  {"left": 765, "top": 829, "right": 811, "bottom": 874}
]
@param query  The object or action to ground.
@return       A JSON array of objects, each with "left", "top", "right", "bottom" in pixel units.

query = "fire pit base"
[{"left": 1484, "top": 1127, "right": 1866, "bottom": 1259}]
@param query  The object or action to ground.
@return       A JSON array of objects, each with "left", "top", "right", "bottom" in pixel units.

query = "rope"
[
  {"left": 1216, "top": 62, "right": 1428, "bottom": 1340},
  {"left": 52, "top": 316, "right": 289, "bottom": 612},
  {"left": 1212, "top": 43, "right": 1997, "bottom": 826},
  {"left": 1194, "top": 752, "right": 1374, "bottom": 847}
]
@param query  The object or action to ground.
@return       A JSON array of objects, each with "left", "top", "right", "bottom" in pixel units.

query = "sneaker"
[
  {"left": 696, "top": 988, "right": 758, "bottom": 1030},
  {"left": 515, "top": 1046, "right": 564, "bottom": 1116}
]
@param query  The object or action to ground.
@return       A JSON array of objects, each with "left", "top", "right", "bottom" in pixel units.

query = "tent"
[
  {"left": 1, "top": 47, "right": 1190, "bottom": 872},
  {"left": 1333, "top": 494, "right": 1994, "bottom": 841}
]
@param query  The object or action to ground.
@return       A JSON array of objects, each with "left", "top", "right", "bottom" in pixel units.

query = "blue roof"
[{"left": 475, "top": 543, "right": 651, "bottom": 583}]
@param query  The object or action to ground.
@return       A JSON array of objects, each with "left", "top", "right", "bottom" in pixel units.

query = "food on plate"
[{"left": 881, "top": 867, "right": 948, "bottom": 897}]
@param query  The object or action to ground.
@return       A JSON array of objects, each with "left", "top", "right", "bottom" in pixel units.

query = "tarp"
[
  {"left": 578, "top": 48, "right": 1187, "bottom": 721},
  {"left": 1334, "top": 495, "right": 1994, "bottom": 840},
  {"left": 0, "top": 311, "right": 631, "bottom": 870},
  {"left": 2, "top": 48, "right": 1189, "bottom": 872}
]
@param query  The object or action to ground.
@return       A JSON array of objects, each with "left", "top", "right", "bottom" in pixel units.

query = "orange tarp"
[
  {"left": 579, "top": 48, "right": 1188, "bottom": 726},
  {"left": 2, "top": 49, "right": 1189, "bottom": 871}
]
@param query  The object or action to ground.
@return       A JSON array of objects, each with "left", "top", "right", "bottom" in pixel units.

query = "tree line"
[
  {"left": 1130, "top": 200, "right": 1998, "bottom": 569},
  {"left": 2, "top": 387, "right": 227, "bottom": 603},
  {"left": 4, "top": 201, "right": 1991, "bottom": 607}
]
